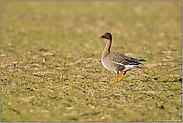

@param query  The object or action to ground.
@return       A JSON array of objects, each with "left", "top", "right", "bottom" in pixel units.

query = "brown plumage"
[{"left": 100, "top": 32, "right": 146, "bottom": 82}]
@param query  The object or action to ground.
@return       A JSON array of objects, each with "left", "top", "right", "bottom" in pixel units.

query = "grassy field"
[{"left": 1, "top": 1, "right": 182, "bottom": 122}]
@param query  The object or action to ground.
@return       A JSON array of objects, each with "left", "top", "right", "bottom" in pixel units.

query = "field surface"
[{"left": 1, "top": 1, "right": 182, "bottom": 122}]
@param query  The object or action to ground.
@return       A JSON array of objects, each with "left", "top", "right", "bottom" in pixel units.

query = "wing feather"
[{"left": 109, "top": 52, "right": 145, "bottom": 65}]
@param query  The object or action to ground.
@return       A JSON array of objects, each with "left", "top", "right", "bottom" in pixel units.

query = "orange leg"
[
  {"left": 118, "top": 71, "right": 127, "bottom": 82},
  {"left": 114, "top": 74, "right": 119, "bottom": 82}
]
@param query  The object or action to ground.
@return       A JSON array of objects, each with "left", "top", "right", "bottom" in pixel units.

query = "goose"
[{"left": 100, "top": 32, "right": 146, "bottom": 82}]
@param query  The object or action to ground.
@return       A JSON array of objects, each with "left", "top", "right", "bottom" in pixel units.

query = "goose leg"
[
  {"left": 114, "top": 74, "right": 119, "bottom": 82},
  {"left": 118, "top": 71, "right": 127, "bottom": 82},
  {"left": 110, "top": 74, "right": 119, "bottom": 83}
]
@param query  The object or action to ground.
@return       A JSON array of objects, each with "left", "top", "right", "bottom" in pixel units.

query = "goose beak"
[{"left": 100, "top": 35, "right": 104, "bottom": 38}]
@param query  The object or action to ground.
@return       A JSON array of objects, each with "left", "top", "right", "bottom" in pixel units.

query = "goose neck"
[{"left": 102, "top": 39, "right": 112, "bottom": 58}]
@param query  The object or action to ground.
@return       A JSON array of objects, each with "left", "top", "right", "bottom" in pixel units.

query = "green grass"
[{"left": 1, "top": 1, "right": 182, "bottom": 122}]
